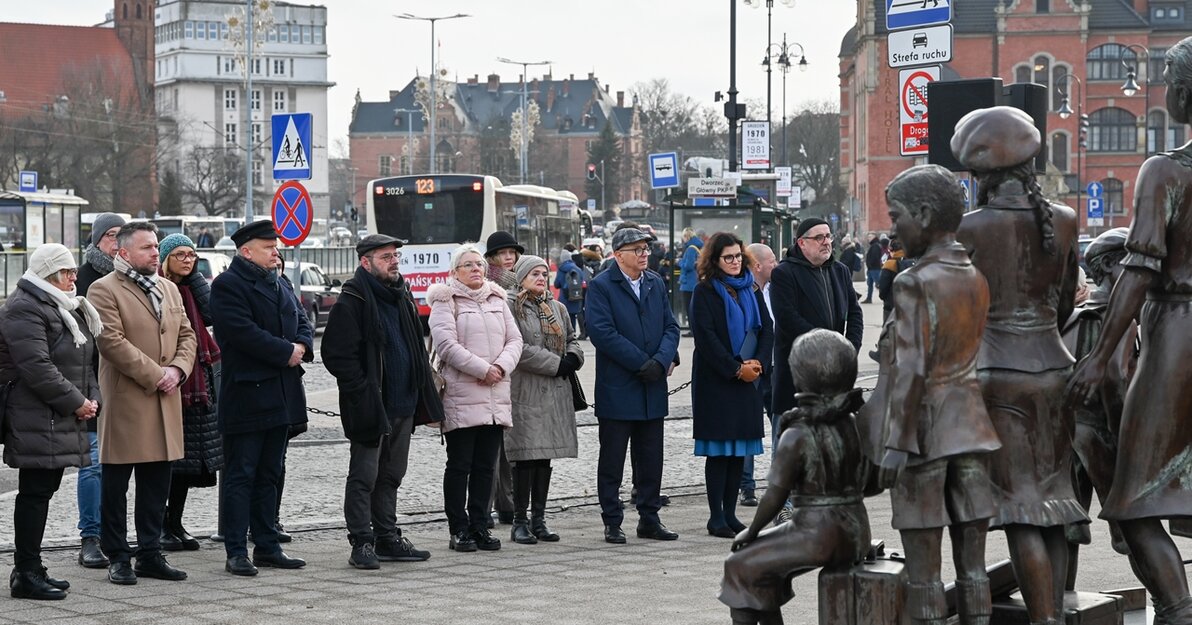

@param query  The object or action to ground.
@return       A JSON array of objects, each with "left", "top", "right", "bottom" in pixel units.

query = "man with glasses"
[
  {"left": 321, "top": 235, "right": 442, "bottom": 569},
  {"left": 585, "top": 227, "right": 681, "bottom": 544},
  {"left": 769, "top": 218, "right": 863, "bottom": 417}
]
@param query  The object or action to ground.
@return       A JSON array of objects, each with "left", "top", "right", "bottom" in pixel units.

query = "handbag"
[
  {"left": 0, "top": 379, "right": 15, "bottom": 442},
  {"left": 427, "top": 339, "right": 446, "bottom": 398},
  {"left": 568, "top": 371, "right": 588, "bottom": 411}
]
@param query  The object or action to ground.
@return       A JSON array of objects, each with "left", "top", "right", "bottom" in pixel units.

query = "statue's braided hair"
[{"left": 976, "top": 162, "right": 1057, "bottom": 256}]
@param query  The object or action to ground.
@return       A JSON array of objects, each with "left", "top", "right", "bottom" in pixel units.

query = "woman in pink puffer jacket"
[{"left": 427, "top": 243, "right": 523, "bottom": 553}]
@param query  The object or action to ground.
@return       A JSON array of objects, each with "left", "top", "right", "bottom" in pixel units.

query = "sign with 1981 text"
[{"left": 740, "top": 121, "right": 771, "bottom": 170}]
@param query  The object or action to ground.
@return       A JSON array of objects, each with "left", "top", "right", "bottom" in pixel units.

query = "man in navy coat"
[
  {"left": 211, "top": 221, "right": 313, "bottom": 576},
  {"left": 585, "top": 227, "right": 681, "bottom": 544}
]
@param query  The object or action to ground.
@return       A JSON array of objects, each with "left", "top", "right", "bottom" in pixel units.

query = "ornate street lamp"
[{"left": 395, "top": 13, "right": 471, "bottom": 174}]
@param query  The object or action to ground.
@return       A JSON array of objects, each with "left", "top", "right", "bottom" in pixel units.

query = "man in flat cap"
[
  {"left": 211, "top": 220, "right": 313, "bottom": 576},
  {"left": 769, "top": 218, "right": 863, "bottom": 417},
  {"left": 321, "top": 234, "right": 442, "bottom": 569},
  {"left": 585, "top": 227, "right": 681, "bottom": 543}
]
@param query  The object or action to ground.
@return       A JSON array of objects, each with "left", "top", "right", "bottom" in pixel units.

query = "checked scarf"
[
  {"left": 113, "top": 254, "right": 163, "bottom": 319},
  {"left": 516, "top": 290, "right": 565, "bottom": 354}
]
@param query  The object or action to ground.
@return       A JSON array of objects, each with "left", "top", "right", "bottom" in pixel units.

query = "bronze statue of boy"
[{"left": 879, "top": 164, "right": 1002, "bottom": 625}]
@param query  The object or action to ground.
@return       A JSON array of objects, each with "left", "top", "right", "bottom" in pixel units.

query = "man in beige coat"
[{"left": 87, "top": 222, "right": 196, "bottom": 586}]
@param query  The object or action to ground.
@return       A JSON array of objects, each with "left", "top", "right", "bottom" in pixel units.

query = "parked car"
[
  {"left": 282, "top": 261, "right": 341, "bottom": 332},
  {"left": 196, "top": 252, "right": 232, "bottom": 283},
  {"left": 214, "top": 236, "right": 236, "bottom": 250}
]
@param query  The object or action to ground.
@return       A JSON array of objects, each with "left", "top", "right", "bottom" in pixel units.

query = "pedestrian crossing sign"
[
  {"left": 887, "top": 0, "right": 951, "bottom": 31},
  {"left": 271, "top": 113, "right": 313, "bottom": 181}
]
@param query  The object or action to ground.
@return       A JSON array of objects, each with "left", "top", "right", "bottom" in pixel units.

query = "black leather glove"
[
  {"left": 636, "top": 359, "right": 665, "bottom": 382},
  {"left": 556, "top": 355, "right": 578, "bottom": 378},
  {"left": 561, "top": 353, "right": 581, "bottom": 372}
]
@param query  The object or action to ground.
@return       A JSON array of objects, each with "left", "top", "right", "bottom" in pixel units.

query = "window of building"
[
  {"left": 302, "top": 25, "right": 312, "bottom": 44},
  {"left": 379, "top": 155, "right": 392, "bottom": 177},
  {"left": 224, "top": 57, "right": 236, "bottom": 74},
  {"left": 184, "top": 20, "right": 193, "bottom": 38},
  {"left": 1089, "top": 107, "right": 1137, "bottom": 152},
  {"left": 1150, "top": 47, "right": 1168, "bottom": 82},
  {"left": 279, "top": 24, "right": 289, "bottom": 43},
  {"left": 1033, "top": 55, "right": 1051, "bottom": 95},
  {"left": 1154, "top": 4, "right": 1185, "bottom": 23},
  {"left": 1037, "top": 0, "right": 1049, "bottom": 12},
  {"left": 1050, "top": 131, "right": 1069, "bottom": 172},
  {"left": 273, "top": 90, "right": 287, "bottom": 112},
  {"left": 252, "top": 122, "right": 262, "bottom": 145},
  {"left": 1169, "top": 124, "right": 1186, "bottom": 153},
  {"left": 253, "top": 59, "right": 262, "bottom": 75},
  {"left": 196, "top": 20, "right": 206, "bottom": 40},
  {"left": 1051, "top": 64, "right": 1068, "bottom": 110},
  {"left": 221, "top": 22, "right": 229, "bottom": 40},
  {"left": 1087, "top": 44, "right": 1137, "bottom": 81},
  {"left": 173, "top": 88, "right": 178, "bottom": 111},
  {"left": 273, "top": 59, "right": 285, "bottom": 75},
  {"left": 253, "top": 161, "right": 263, "bottom": 187},
  {"left": 224, "top": 88, "right": 237, "bottom": 110},
  {"left": 1102, "top": 178, "right": 1126, "bottom": 215},
  {"left": 252, "top": 89, "right": 261, "bottom": 111},
  {"left": 291, "top": 25, "right": 301, "bottom": 43},
  {"left": 209, "top": 21, "right": 219, "bottom": 40},
  {"left": 225, "top": 123, "right": 238, "bottom": 145},
  {"left": 1014, "top": 65, "right": 1031, "bottom": 84},
  {"left": 267, "top": 25, "right": 277, "bottom": 42},
  {"left": 1149, "top": 110, "right": 1167, "bottom": 153},
  {"left": 314, "top": 26, "right": 324, "bottom": 45}
]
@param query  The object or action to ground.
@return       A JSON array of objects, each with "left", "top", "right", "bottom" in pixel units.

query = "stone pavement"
[{"left": 0, "top": 298, "right": 1173, "bottom": 623}]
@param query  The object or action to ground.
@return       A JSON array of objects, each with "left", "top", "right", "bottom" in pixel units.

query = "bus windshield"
[{"left": 373, "top": 175, "right": 485, "bottom": 244}]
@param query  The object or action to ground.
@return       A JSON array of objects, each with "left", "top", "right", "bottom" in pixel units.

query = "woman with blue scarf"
[{"left": 689, "top": 232, "right": 773, "bottom": 537}]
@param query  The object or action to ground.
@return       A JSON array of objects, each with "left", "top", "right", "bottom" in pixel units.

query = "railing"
[{"left": 201, "top": 246, "right": 358, "bottom": 279}]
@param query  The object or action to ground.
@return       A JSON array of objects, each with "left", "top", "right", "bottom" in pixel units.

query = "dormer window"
[{"left": 1154, "top": 4, "right": 1184, "bottom": 23}]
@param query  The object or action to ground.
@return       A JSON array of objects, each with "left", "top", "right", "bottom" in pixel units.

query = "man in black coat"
[
  {"left": 770, "top": 218, "right": 863, "bottom": 416},
  {"left": 211, "top": 221, "right": 313, "bottom": 576},
  {"left": 321, "top": 235, "right": 442, "bottom": 570},
  {"left": 864, "top": 232, "right": 885, "bottom": 303}
]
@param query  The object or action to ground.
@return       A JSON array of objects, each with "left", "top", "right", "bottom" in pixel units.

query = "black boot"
[
  {"left": 530, "top": 466, "right": 559, "bottom": 542},
  {"left": 10, "top": 568, "right": 66, "bottom": 600},
  {"left": 160, "top": 507, "right": 183, "bottom": 553},
  {"left": 510, "top": 465, "right": 537, "bottom": 545},
  {"left": 165, "top": 494, "right": 201, "bottom": 551}
]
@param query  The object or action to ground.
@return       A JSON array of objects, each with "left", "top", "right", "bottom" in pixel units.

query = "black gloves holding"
[
  {"left": 636, "top": 359, "right": 665, "bottom": 382},
  {"left": 556, "top": 353, "right": 582, "bottom": 378}
]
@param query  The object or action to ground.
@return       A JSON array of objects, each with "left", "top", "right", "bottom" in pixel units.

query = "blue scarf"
[{"left": 712, "top": 271, "right": 761, "bottom": 357}]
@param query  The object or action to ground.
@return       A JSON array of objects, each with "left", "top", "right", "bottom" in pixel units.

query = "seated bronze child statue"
[{"left": 719, "top": 329, "right": 877, "bottom": 625}]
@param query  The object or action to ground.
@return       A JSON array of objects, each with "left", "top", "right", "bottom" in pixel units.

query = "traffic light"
[
  {"left": 1078, "top": 113, "right": 1090, "bottom": 149},
  {"left": 586, "top": 163, "right": 596, "bottom": 180},
  {"left": 350, "top": 207, "right": 358, "bottom": 222}
]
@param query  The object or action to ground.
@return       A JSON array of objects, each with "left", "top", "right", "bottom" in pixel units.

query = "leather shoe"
[
  {"left": 225, "top": 555, "right": 258, "bottom": 576},
  {"left": 159, "top": 529, "right": 184, "bottom": 552},
  {"left": 134, "top": 554, "right": 186, "bottom": 581},
  {"left": 253, "top": 550, "right": 305, "bottom": 569},
  {"left": 636, "top": 522, "right": 679, "bottom": 541},
  {"left": 739, "top": 490, "right": 759, "bottom": 507},
  {"left": 78, "top": 536, "right": 108, "bottom": 569},
  {"left": 604, "top": 525, "right": 627, "bottom": 544},
  {"left": 10, "top": 569, "right": 66, "bottom": 600},
  {"left": 707, "top": 524, "right": 735, "bottom": 538},
  {"left": 275, "top": 523, "right": 292, "bottom": 543},
  {"left": 14, "top": 567, "right": 70, "bottom": 590},
  {"left": 172, "top": 526, "right": 201, "bottom": 551},
  {"left": 107, "top": 561, "right": 137, "bottom": 585}
]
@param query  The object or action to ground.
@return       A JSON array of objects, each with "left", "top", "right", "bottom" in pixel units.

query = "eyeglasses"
[
  {"left": 60, "top": 268, "right": 79, "bottom": 277},
  {"left": 169, "top": 252, "right": 198, "bottom": 261},
  {"left": 801, "top": 234, "right": 834, "bottom": 244},
  {"left": 101, "top": 231, "right": 118, "bottom": 239},
  {"left": 371, "top": 252, "right": 401, "bottom": 262},
  {"left": 617, "top": 246, "right": 650, "bottom": 257},
  {"left": 458, "top": 261, "right": 486, "bottom": 270},
  {"left": 719, "top": 253, "right": 744, "bottom": 263}
]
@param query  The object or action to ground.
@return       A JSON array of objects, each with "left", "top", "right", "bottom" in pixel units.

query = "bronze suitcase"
[{"left": 991, "top": 591, "right": 1124, "bottom": 625}]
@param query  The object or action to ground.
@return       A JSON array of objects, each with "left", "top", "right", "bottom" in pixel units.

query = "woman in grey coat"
[
  {"left": 0, "top": 245, "right": 102, "bottom": 600},
  {"left": 506, "top": 255, "right": 584, "bottom": 544}
]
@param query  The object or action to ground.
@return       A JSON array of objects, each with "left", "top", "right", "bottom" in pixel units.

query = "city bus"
[
  {"left": 149, "top": 216, "right": 228, "bottom": 244},
  {"left": 367, "top": 174, "right": 589, "bottom": 316}
]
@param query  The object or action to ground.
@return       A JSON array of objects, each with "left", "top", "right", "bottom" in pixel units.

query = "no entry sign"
[
  {"left": 271, "top": 180, "right": 314, "bottom": 246},
  {"left": 899, "top": 66, "right": 939, "bottom": 157}
]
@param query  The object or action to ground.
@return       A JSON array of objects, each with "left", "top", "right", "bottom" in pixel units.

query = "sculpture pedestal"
[{"left": 991, "top": 591, "right": 1123, "bottom": 625}]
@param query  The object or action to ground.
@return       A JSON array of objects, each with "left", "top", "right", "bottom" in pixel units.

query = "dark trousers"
[
  {"left": 100, "top": 461, "right": 171, "bottom": 564},
  {"left": 345, "top": 416, "right": 413, "bottom": 543},
  {"left": 491, "top": 442, "right": 514, "bottom": 515},
  {"left": 14, "top": 468, "right": 65, "bottom": 572},
  {"left": 597, "top": 417, "right": 665, "bottom": 528},
  {"left": 741, "top": 375, "right": 776, "bottom": 491},
  {"left": 443, "top": 425, "right": 503, "bottom": 534},
  {"left": 222, "top": 424, "right": 288, "bottom": 558}
]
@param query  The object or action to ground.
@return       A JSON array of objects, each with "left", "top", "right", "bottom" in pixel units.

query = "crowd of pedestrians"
[{"left": 0, "top": 213, "right": 884, "bottom": 599}]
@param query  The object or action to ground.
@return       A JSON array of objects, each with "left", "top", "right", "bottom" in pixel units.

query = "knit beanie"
[
  {"left": 513, "top": 254, "right": 549, "bottom": 288},
  {"left": 158, "top": 233, "right": 197, "bottom": 264},
  {"left": 28, "top": 244, "right": 78, "bottom": 279},
  {"left": 90, "top": 213, "right": 127, "bottom": 246},
  {"left": 796, "top": 218, "right": 830, "bottom": 238}
]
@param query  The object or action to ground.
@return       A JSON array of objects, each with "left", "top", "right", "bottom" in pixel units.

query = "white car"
[{"left": 196, "top": 252, "right": 231, "bottom": 283}]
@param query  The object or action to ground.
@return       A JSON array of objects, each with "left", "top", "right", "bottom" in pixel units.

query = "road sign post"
[
  {"left": 271, "top": 113, "right": 313, "bottom": 181},
  {"left": 648, "top": 152, "right": 680, "bottom": 189},
  {"left": 899, "top": 66, "right": 939, "bottom": 156},
  {"left": 272, "top": 181, "right": 314, "bottom": 246},
  {"left": 688, "top": 178, "right": 738, "bottom": 198},
  {"left": 887, "top": 24, "right": 953, "bottom": 68},
  {"left": 1087, "top": 181, "right": 1105, "bottom": 227}
]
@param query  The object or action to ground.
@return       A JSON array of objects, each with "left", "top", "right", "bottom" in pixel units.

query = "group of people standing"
[{"left": 0, "top": 216, "right": 311, "bottom": 598}]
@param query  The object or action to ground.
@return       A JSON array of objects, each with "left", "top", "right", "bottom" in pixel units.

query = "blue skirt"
[{"left": 695, "top": 438, "right": 764, "bottom": 457}]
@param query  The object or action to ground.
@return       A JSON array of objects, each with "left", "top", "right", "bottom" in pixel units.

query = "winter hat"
[
  {"left": 484, "top": 230, "right": 524, "bottom": 256},
  {"left": 158, "top": 233, "right": 197, "bottom": 264},
  {"left": 796, "top": 218, "right": 830, "bottom": 238},
  {"left": 28, "top": 244, "right": 78, "bottom": 280},
  {"left": 90, "top": 213, "right": 127, "bottom": 246},
  {"left": 513, "top": 254, "right": 549, "bottom": 287}
]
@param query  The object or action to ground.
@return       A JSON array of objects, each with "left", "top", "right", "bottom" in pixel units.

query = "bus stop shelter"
[{"left": 0, "top": 190, "right": 88, "bottom": 296}]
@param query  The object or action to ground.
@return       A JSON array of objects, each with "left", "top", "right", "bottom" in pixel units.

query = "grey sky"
[{"left": 8, "top": 1, "right": 855, "bottom": 152}]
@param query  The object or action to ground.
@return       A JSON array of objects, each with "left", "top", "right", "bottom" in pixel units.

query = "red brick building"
[
  {"left": 840, "top": 0, "right": 1188, "bottom": 235},
  {"left": 348, "top": 72, "right": 643, "bottom": 210},
  {"left": 0, "top": 1, "right": 157, "bottom": 216}
]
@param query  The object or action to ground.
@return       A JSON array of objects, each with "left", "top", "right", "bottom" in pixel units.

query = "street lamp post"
[
  {"left": 394, "top": 108, "right": 418, "bottom": 175},
  {"left": 395, "top": 12, "right": 470, "bottom": 175},
  {"left": 497, "top": 57, "right": 552, "bottom": 185},
  {"left": 763, "top": 35, "right": 808, "bottom": 167},
  {"left": 746, "top": 0, "right": 795, "bottom": 155},
  {"left": 1055, "top": 74, "right": 1088, "bottom": 231},
  {"left": 1120, "top": 43, "right": 1152, "bottom": 154}
]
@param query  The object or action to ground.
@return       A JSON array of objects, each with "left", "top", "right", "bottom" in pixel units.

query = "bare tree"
[
  {"left": 180, "top": 147, "right": 245, "bottom": 216},
  {"left": 783, "top": 100, "right": 844, "bottom": 214}
]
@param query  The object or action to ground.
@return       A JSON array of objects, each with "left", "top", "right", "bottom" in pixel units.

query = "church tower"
[{"left": 113, "top": 0, "right": 155, "bottom": 110}]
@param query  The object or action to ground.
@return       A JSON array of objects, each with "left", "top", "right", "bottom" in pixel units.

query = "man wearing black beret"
[
  {"left": 321, "top": 234, "right": 443, "bottom": 569},
  {"left": 211, "top": 221, "right": 313, "bottom": 575},
  {"left": 769, "top": 218, "right": 863, "bottom": 417}
]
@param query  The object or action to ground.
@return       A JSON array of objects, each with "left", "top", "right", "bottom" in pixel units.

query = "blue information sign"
[
  {"left": 1086, "top": 181, "right": 1103, "bottom": 199},
  {"left": 18, "top": 170, "right": 37, "bottom": 193},
  {"left": 648, "top": 152, "right": 679, "bottom": 189},
  {"left": 886, "top": 0, "right": 952, "bottom": 30},
  {"left": 1087, "top": 198, "right": 1104, "bottom": 220},
  {"left": 271, "top": 113, "right": 313, "bottom": 181}
]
